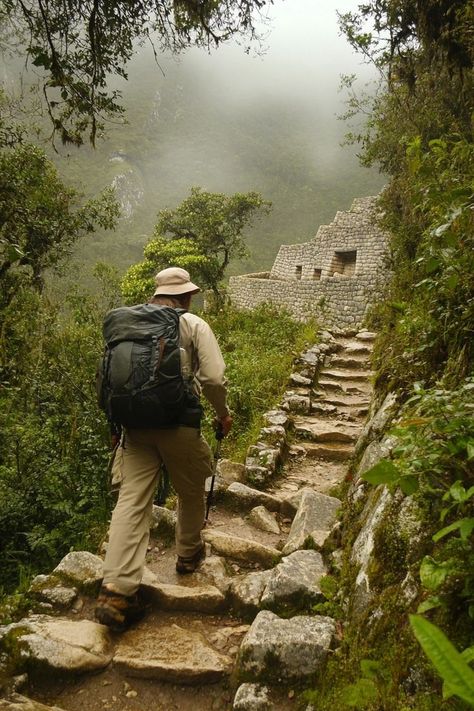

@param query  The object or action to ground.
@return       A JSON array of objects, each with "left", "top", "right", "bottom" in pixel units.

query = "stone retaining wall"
[{"left": 229, "top": 195, "right": 391, "bottom": 329}]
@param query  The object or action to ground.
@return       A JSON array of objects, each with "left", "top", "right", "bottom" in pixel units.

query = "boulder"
[
  {"left": 0, "top": 616, "right": 112, "bottom": 674},
  {"left": 282, "top": 489, "right": 341, "bottom": 555},
  {"left": 248, "top": 506, "right": 280, "bottom": 535},
  {"left": 237, "top": 611, "right": 335, "bottom": 682},
  {"left": 151, "top": 506, "right": 177, "bottom": 536},
  {"left": 233, "top": 683, "right": 272, "bottom": 710},
  {"left": 260, "top": 550, "right": 327, "bottom": 609},
  {"left": 52, "top": 551, "right": 103, "bottom": 589},
  {"left": 229, "top": 571, "right": 273, "bottom": 618},
  {"left": 217, "top": 459, "right": 247, "bottom": 485},
  {"left": 34, "top": 587, "right": 77, "bottom": 610},
  {"left": 196, "top": 556, "right": 232, "bottom": 594}
]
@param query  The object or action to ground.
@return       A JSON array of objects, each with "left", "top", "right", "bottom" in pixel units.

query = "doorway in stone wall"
[{"left": 329, "top": 250, "right": 357, "bottom": 277}]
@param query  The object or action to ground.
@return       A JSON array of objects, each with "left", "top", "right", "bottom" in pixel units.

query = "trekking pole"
[{"left": 205, "top": 423, "right": 224, "bottom": 521}]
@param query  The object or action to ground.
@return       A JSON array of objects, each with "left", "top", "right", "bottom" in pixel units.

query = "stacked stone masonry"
[{"left": 228, "top": 196, "right": 391, "bottom": 329}]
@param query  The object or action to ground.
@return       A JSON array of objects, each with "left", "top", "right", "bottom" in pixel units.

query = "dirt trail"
[{"left": 26, "top": 332, "right": 374, "bottom": 711}]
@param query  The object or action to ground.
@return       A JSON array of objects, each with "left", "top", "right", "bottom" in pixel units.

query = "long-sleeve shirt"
[{"left": 179, "top": 312, "right": 229, "bottom": 419}]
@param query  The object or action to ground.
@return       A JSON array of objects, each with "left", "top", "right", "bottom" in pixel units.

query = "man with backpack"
[{"left": 95, "top": 267, "right": 232, "bottom": 631}]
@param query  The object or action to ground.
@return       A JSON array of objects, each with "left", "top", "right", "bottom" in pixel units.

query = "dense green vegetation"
[
  {"left": 0, "top": 0, "right": 273, "bottom": 146},
  {"left": 0, "top": 281, "right": 315, "bottom": 600},
  {"left": 121, "top": 186, "right": 270, "bottom": 303},
  {"left": 301, "top": 1, "right": 474, "bottom": 708}
]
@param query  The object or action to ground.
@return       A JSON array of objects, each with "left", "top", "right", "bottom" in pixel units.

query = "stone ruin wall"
[{"left": 228, "top": 196, "right": 391, "bottom": 330}]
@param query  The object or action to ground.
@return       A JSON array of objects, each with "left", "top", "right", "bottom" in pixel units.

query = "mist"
[{"left": 3, "top": 0, "right": 385, "bottom": 278}]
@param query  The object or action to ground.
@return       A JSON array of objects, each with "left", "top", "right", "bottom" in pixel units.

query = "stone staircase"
[{"left": 0, "top": 331, "right": 375, "bottom": 711}]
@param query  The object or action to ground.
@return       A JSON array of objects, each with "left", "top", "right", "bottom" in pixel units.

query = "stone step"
[
  {"left": 202, "top": 529, "right": 281, "bottom": 568},
  {"left": 318, "top": 379, "right": 371, "bottom": 397},
  {"left": 310, "top": 402, "right": 369, "bottom": 420},
  {"left": 299, "top": 441, "right": 354, "bottom": 462},
  {"left": 356, "top": 330, "right": 377, "bottom": 341},
  {"left": 328, "top": 356, "right": 371, "bottom": 369},
  {"left": 294, "top": 418, "right": 362, "bottom": 444},
  {"left": 341, "top": 343, "right": 372, "bottom": 356},
  {"left": 114, "top": 622, "right": 232, "bottom": 684},
  {"left": 224, "top": 482, "right": 282, "bottom": 512},
  {"left": 142, "top": 579, "right": 226, "bottom": 614},
  {"left": 313, "top": 392, "right": 370, "bottom": 408},
  {"left": 320, "top": 368, "right": 372, "bottom": 381}
]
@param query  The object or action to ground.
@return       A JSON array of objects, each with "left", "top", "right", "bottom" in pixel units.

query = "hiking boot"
[
  {"left": 176, "top": 544, "right": 206, "bottom": 574},
  {"left": 95, "top": 587, "right": 149, "bottom": 632}
]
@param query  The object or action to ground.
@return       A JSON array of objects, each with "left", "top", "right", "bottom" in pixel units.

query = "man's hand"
[
  {"left": 111, "top": 433, "right": 120, "bottom": 450},
  {"left": 216, "top": 414, "right": 233, "bottom": 438}
]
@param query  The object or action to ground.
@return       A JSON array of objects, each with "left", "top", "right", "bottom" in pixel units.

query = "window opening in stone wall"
[
  {"left": 329, "top": 250, "right": 357, "bottom": 277},
  {"left": 313, "top": 268, "right": 322, "bottom": 281},
  {"left": 295, "top": 265, "right": 302, "bottom": 280}
]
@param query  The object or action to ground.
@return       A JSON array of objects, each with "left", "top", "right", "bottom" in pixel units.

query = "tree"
[
  {"left": 0, "top": 143, "right": 119, "bottom": 304},
  {"left": 0, "top": 0, "right": 273, "bottom": 146},
  {"left": 121, "top": 187, "right": 270, "bottom": 304}
]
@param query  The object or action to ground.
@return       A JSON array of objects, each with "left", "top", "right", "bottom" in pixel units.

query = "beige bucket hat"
[{"left": 153, "top": 267, "right": 200, "bottom": 296}]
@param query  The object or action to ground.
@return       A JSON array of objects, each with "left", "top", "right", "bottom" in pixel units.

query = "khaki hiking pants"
[{"left": 102, "top": 426, "right": 213, "bottom": 597}]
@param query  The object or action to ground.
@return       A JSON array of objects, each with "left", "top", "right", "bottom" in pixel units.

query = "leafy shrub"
[
  {"left": 200, "top": 303, "right": 317, "bottom": 460},
  {"left": 0, "top": 286, "right": 112, "bottom": 595}
]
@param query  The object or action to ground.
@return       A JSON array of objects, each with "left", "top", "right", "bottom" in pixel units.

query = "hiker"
[{"left": 95, "top": 267, "right": 232, "bottom": 630}]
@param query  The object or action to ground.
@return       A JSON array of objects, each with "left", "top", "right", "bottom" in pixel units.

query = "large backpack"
[{"left": 98, "top": 304, "right": 190, "bottom": 429}]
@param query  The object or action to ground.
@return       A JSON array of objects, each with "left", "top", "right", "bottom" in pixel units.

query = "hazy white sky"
[{"left": 163, "top": 0, "right": 373, "bottom": 113}]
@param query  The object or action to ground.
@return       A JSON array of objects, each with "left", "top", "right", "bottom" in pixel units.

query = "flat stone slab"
[
  {"left": 143, "top": 582, "right": 226, "bottom": 613},
  {"left": 283, "top": 488, "right": 341, "bottom": 555},
  {"left": 300, "top": 441, "right": 353, "bottom": 461},
  {"left": 202, "top": 530, "right": 280, "bottom": 568},
  {"left": 0, "top": 695, "right": 67, "bottom": 711},
  {"left": 329, "top": 354, "right": 370, "bottom": 367},
  {"left": 320, "top": 368, "right": 372, "bottom": 381},
  {"left": 344, "top": 344, "right": 372, "bottom": 356},
  {"left": 1, "top": 616, "right": 112, "bottom": 674},
  {"left": 114, "top": 623, "right": 232, "bottom": 684},
  {"left": 225, "top": 483, "right": 282, "bottom": 512},
  {"left": 294, "top": 418, "right": 361, "bottom": 444},
  {"left": 248, "top": 506, "right": 280, "bottom": 534},
  {"left": 237, "top": 610, "right": 335, "bottom": 682},
  {"left": 356, "top": 331, "right": 377, "bottom": 341}
]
